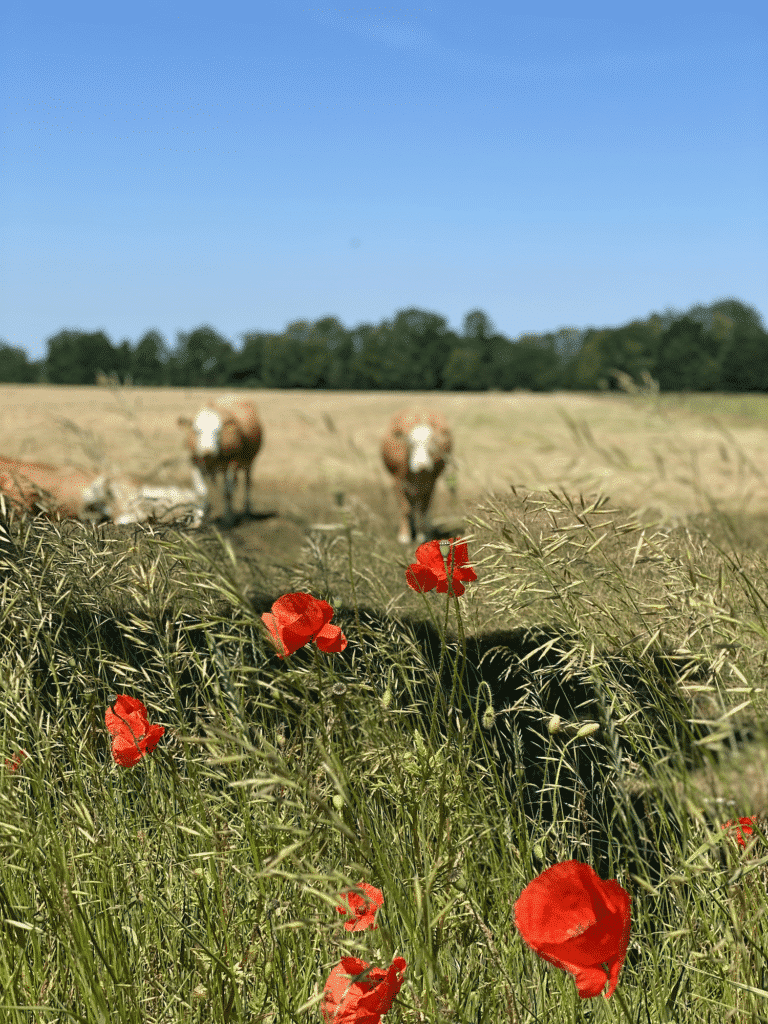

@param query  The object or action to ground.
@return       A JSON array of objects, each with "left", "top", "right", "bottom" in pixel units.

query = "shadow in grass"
[
  {"left": 21, "top": 587, "right": 752, "bottom": 893},
  {"left": 334, "top": 609, "right": 754, "bottom": 891},
  {"left": 208, "top": 509, "right": 280, "bottom": 528}
]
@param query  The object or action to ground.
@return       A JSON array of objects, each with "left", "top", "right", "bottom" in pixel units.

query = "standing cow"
[
  {"left": 380, "top": 410, "right": 453, "bottom": 544},
  {"left": 177, "top": 396, "right": 262, "bottom": 527}
]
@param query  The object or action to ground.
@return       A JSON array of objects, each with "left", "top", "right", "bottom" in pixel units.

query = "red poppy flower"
[
  {"left": 105, "top": 695, "right": 165, "bottom": 768},
  {"left": 261, "top": 592, "right": 347, "bottom": 658},
  {"left": 721, "top": 816, "right": 760, "bottom": 848},
  {"left": 4, "top": 749, "right": 28, "bottom": 772},
  {"left": 322, "top": 956, "right": 407, "bottom": 1024},
  {"left": 405, "top": 538, "right": 478, "bottom": 597},
  {"left": 336, "top": 883, "right": 384, "bottom": 932},
  {"left": 514, "top": 860, "right": 631, "bottom": 1000}
]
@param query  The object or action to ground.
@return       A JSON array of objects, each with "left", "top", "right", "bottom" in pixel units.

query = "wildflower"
[
  {"left": 336, "top": 883, "right": 384, "bottom": 932},
  {"left": 721, "top": 816, "right": 760, "bottom": 849},
  {"left": 105, "top": 695, "right": 165, "bottom": 768},
  {"left": 4, "top": 749, "right": 28, "bottom": 772},
  {"left": 405, "top": 538, "right": 477, "bottom": 597},
  {"left": 514, "top": 860, "right": 631, "bottom": 1000},
  {"left": 261, "top": 592, "right": 347, "bottom": 658},
  {"left": 322, "top": 956, "right": 407, "bottom": 1024}
]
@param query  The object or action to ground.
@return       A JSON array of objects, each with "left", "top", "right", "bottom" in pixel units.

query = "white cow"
[
  {"left": 177, "top": 396, "right": 262, "bottom": 527},
  {"left": 83, "top": 468, "right": 209, "bottom": 527},
  {"left": 380, "top": 410, "right": 453, "bottom": 543}
]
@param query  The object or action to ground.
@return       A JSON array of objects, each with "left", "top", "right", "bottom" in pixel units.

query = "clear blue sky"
[{"left": 2, "top": 0, "right": 766, "bottom": 361}]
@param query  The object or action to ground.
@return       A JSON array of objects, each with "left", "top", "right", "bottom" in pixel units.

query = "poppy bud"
[
  {"left": 381, "top": 685, "right": 393, "bottom": 708},
  {"left": 482, "top": 705, "right": 495, "bottom": 730},
  {"left": 547, "top": 714, "right": 562, "bottom": 735},
  {"left": 333, "top": 794, "right": 345, "bottom": 811}
]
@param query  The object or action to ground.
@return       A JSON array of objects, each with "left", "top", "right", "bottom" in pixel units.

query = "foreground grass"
[{"left": 1, "top": 488, "right": 768, "bottom": 1023}]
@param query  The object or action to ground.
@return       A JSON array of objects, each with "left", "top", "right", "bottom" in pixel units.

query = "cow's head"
[
  {"left": 179, "top": 408, "right": 223, "bottom": 459},
  {"left": 407, "top": 424, "right": 436, "bottom": 473}
]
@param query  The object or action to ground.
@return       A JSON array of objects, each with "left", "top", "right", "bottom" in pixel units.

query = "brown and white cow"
[
  {"left": 0, "top": 457, "right": 208, "bottom": 527},
  {"left": 0, "top": 457, "right": 109, "bottom": 522},
  {"left": 177, "top": 396, "right": 262, "bottom": 527},
  {"left": 380, "top": 410, "right": 453, "bottom": 544}
]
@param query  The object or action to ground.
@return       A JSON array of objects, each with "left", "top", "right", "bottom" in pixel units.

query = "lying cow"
[
  {"left": 0, "top": 456, "right": 207, "bottom": 527},
  {"left": 177, "top": 396, "right": 262, "bottom": 527},
  {"left": 0, "top": 457, "right": 108, "bottom": 522},
  {"left": 85, "top": 469, "right": 209, "bottom": 527},
  {"left": 380, "top": 410, "right": 453, "bottom": 544}
]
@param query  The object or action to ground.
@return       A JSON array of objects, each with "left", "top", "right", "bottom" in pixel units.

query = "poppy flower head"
[
  {"left": 322, "top": 956, "right": 407, "bottom": 1024},
  {"left": 721, "top": 816, "right": 760, "bottom": 848},
  {"left": 105, "top": 695, "right": 165, "bottom": 768},
  {"left": 514, "top": 860, "right": 631, "bottom": 1000},
  {"left": 405, "top": 538, "right": 477, "bottom": 597},
  {"left": 336, "top": 883, "right": 384, "bottom": 932},
  {"left": 261, "top": 592, "right": 347, "bottom": 658}
]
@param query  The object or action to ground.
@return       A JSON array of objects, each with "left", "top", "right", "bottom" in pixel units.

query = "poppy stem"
[
  {"left": 413, "top": 587, "right": 448, "bottom": 749},
  {"left": 448, "top": 591, "right": 467, "bottom": 712},
  {"left": 344, "top": 522, "right": 373, "bottom": 678},
  {"left": 610, "top": 982, "right": 634, "bottom": 1022}
]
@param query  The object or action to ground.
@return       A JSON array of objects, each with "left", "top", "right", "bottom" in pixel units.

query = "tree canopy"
[{"left": 2, "top": 297, "right": 766, "bottom": 392}]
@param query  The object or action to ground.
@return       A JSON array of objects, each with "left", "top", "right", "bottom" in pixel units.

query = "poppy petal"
[
  {"left": 315, "top": 622, "right": 348, "bottom": 653},
  {"left": 406, "top": 564, "right": 438, "bottom": 592}
]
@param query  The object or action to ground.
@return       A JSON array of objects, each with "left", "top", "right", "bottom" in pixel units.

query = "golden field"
[{"left": 4, "top": 386, "right": 768, "bottom": 535}]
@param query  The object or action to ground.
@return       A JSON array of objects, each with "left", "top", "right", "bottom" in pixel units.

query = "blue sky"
[{"left": 2, "top": 0, "right": 766, "bottom": 361}]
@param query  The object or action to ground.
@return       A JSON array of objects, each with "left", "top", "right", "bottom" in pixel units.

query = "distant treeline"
[{"left": 2, "top": 298, "right": 767, "bottom": 392}]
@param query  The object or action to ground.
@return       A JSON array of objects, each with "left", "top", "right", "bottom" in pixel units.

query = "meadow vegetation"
[{"left": 2, "top": 390, "right": 768, "bottom": 1021}]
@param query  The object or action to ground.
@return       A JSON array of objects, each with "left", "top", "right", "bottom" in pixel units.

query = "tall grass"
[{"left": 1, "top": 481, "right": 767, "bottom": 1022}]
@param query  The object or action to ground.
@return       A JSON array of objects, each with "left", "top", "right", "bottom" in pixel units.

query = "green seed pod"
[
  {"left": 547, "top": 714, "right": 562, "bottom": 735},
  {"left": 332, "top": 794, "right": 345, "bottom": 811},
  {"left": 576, "top": 721, "right": 600, "bottom": 739}
]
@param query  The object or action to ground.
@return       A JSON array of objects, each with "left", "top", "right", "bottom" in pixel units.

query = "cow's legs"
[
  {"left": 222, "top": 467, "right": 236, "bottom": 527},
  {"left": 394, "top": 481, "right": 414, "bottom": 543},
  {"left": 413, "top": 476, "right": 437, "bottom": 543},
  {"left": 243, "top": 463, "right": 253, "bottom": 517}
]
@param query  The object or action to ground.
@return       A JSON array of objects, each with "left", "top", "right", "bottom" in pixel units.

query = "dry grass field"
[{"left": 4, "top": 385, "right": 768, "bottom": 559}]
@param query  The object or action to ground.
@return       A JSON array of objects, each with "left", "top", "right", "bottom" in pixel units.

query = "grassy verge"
[{"left": 0, "top": 488, "right": 767, "bottom": 1022}]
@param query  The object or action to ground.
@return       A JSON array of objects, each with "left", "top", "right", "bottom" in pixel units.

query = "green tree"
[
  {"left": 443, "top": 346, "right": 486, "bottom": 390},
  {"left": 460, "top": 309, "right": 496, "bottom": 389},
  {"left": 501, "top": 336, "right": 562, "bottom": 390},
  {"left": 349, "top": 323, "right": 405, "bottom": 389},
  {"left": 653, "top": 316, "right": 720, "bottom": 391},
  {"left": 45, "top": 329, "right": 118, "bottom": 384},
  {"left": 171, "top": 326, "right": 234, "bottom": 386},
  {"left": 0, "top": 342, "right": 39, "bottom": 383},
  {"left": 720, "top": 323, "right": 768, "bottom": 391},
  {"left": 565, "top": 322, "right": 655, "bottom": 389},
  {"left": 132, "top": 330, "right": 168, "bottom": 385},
  {"left": 389, "top": 308, "right": 455, "bottom": 389}
]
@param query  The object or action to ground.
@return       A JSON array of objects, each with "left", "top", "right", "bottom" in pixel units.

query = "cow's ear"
[{"left": 177, "top": 416, "right": 192, "bottom": 428}]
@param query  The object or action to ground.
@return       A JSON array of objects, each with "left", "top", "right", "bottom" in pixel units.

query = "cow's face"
[
  {"left": 407, "top": 425, "right": 435, "bottom": 473},
  {"left": 190, "top": 408, "right": 223, "bottom": 456}
]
